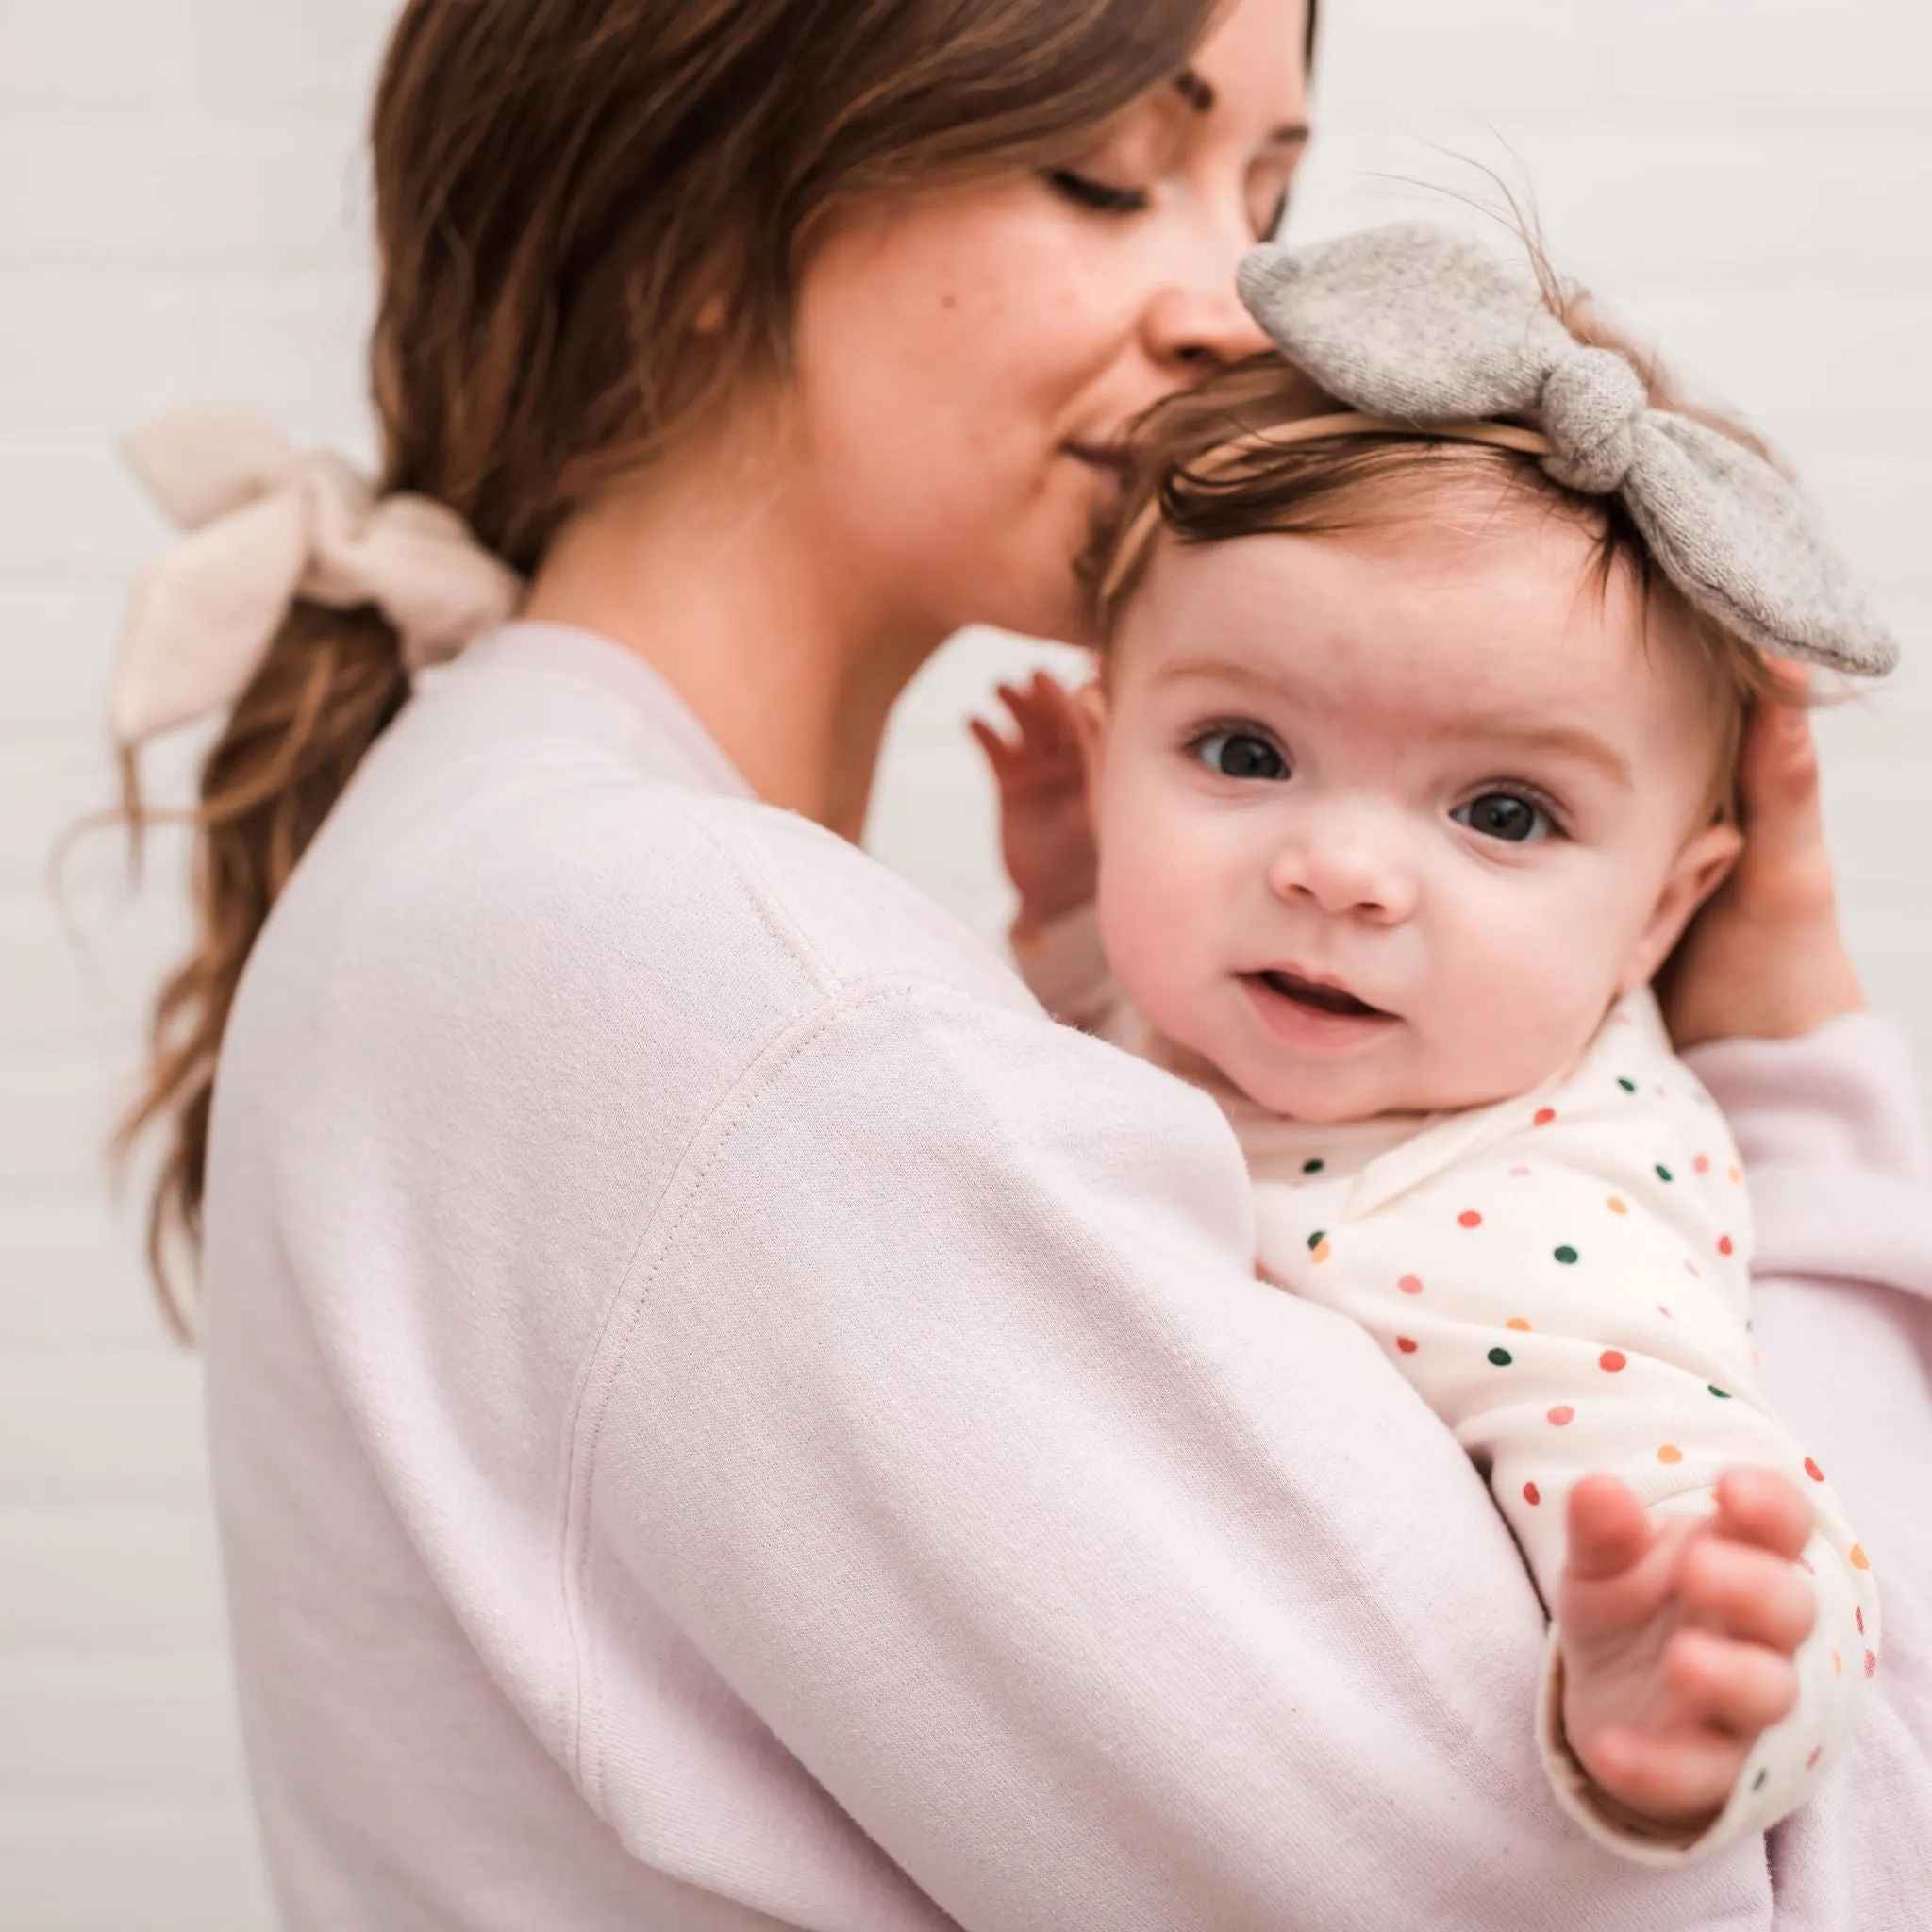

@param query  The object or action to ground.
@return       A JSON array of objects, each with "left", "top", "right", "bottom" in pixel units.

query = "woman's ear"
[{"left": 1620, "top": 820, "right": 1746, "bottom": 993}]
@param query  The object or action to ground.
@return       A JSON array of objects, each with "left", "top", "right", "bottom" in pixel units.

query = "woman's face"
[{"left": 785, "top": 0, "right": 1311, "bottom": 647}]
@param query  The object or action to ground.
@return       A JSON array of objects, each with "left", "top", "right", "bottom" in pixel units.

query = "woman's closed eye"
[
  {"left": 1192, "top": 727, "right": 1290, "bottom": 781},
  {"left": 1044, "top": 168, "right": 1150, "bottom": 216},
  {"left": 1452, "top": 790, "right": 1560, "bottom": 845}
]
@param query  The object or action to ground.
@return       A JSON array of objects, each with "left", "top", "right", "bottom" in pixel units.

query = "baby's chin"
[{"left": 1217, "top": 1035, "right": 1556, "bottom": 1126}]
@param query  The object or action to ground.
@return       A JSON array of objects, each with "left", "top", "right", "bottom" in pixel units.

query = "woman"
[{"left": 118, "top": 0, "right": 1931, "bottom": 1924}]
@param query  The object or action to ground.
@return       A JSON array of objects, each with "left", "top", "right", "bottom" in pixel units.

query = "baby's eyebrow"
[{"left": 1474, "top": 724, "right": 1634, "bottom": 791}]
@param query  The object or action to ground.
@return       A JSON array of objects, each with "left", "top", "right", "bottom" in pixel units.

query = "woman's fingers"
[
  {"left": 1677, "top": 1534, "right": 1818, "bottom": 1654},
  {"left": 1664, "top": 1625, "right": 1801, "bottom": 1735}
]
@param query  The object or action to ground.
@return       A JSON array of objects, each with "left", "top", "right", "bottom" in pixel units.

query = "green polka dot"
[
  {"left": 1709, "top": 1385, "right": 1732, "bottom": 1399},
  {"left": 1307, "top": 1230, "right": 1325, "bottom": 1252},
  {"left": 1488, "top": 1346, "right": 1514, "bottom": 1367},
  {"left": 1655, "top": 1163, "right": 1674, "bottom": 1182},
  {"left": 1302, "top": 1158, "right": 1325, "bottom": 1175},
  {"left": 1617, "top": 1076, "right": 1638, "bottom": 1093},
  {"left": 1554, "top": 1245, "right": 1579, "bottom": 1265}
]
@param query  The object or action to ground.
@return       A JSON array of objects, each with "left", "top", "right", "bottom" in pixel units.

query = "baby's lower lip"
[{"left": 1241, "top": 972, "right": 1399, "bottom": 1054}]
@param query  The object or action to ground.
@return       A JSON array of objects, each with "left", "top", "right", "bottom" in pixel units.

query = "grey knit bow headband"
[{"left": 1230, "top": 222, "right": 1896, "bottom": 677}]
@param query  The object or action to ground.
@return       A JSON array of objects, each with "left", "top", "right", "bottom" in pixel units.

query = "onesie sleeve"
[
  {"left": 1252, "top": 1010, "right": 1880, "bottom": 1866},
  {"left": 569, "top": 978, "right": 1786, "bottom": 1929}
]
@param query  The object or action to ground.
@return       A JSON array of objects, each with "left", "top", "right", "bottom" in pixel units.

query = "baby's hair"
[{"left": 1086, "top": 260, "right": 1788, "bottom": 823}]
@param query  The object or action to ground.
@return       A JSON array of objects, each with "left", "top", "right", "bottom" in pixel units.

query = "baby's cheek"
[
  {"left": 1094, "top": 828, "right": 1222, "bottom": 1034},
  {"left": 1429, "top": 897, "right": 1619, "bottom": 1095}
]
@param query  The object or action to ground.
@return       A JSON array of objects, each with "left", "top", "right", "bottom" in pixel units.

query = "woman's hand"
[
  {"left": 971, "top": 671, "right": 1101, "bottom": 940},
  {"left": 1659, "top": 675, "right": 1865, "bottom": 1051}
]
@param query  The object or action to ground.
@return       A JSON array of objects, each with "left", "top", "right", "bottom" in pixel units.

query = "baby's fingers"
[
  {"left": 1666, "top": 1626, "right": 1801, "bottom": 1736},
  {"left": 1678, "top": 1534, "right": 1817, "bottom": 1656},
  {"left": 969, "top": 714, "right": 1019, "bottom": 775},
  {"left": 1582, "top": 1725, "right": 1741, "bottom": 1830},
  {"left": 1712, "top": 1467, "right": 1815, "bottom": 1561}
]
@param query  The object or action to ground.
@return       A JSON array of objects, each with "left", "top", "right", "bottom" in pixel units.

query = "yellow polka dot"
[
  {"left": 1310, "top": 1240, "right": 1332, "bottom": 1264},
  {"left": 1507, "top": 1317, "right": 1532, "bottom": 1332},
  {"left": 1728, "top": 1165, "right": 1743, "bottom": 1184},
  {"left": 1606, "top": 1195, "right": 1629, "bottom": 1215},
  {"left": 1850, "top": 1543, "right": 1871, "bottom": 1572},
  {"left": 1832, "top": 1649, "right": 1843, "bottom": 1678},
  {"left": 1657, "top": 1443, "right": 1684, "bottom": 1465}
]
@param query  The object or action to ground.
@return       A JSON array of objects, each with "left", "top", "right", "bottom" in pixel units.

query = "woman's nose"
[
  {"left": 1141, "top": 275, "right": 1274, "bottom": 376},
  {"left": 1269, "top": 823, "right": 1420, "bottom": 924}
]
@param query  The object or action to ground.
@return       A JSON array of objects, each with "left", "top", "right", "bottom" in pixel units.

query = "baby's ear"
[{"left": 1622, "top": 821, "right": 1745, "bottom": 992}]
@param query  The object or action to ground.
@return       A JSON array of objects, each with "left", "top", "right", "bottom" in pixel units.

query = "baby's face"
[{"left": 1085, "top": 506, "right": 1741, "bottom": 1122}]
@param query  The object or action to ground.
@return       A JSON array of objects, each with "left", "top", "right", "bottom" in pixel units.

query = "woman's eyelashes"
[
  {"left": 1043, "top": 168, "right": 1150, "bottom": 215},
  {"left": 1451, "top": 789, "right": 1563, "bottom": 845},
  {"left": 1191, "top": 725, "right": 1291, "bottom": 781}
]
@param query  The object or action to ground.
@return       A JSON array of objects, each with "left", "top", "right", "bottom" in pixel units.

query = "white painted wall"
[{"left": 2, "top": 3, "right": 1927, "bottom": 1924}]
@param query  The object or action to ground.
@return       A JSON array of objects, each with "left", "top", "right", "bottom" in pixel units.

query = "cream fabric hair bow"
[
  {"left": 1235, "top": 222, "right": 1897, "bottom": 677},
  {"left": 111, "top": 403, "right": 525, "bottom": 744}
]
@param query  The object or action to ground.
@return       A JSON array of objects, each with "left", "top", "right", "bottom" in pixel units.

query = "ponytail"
[{"left": 118, "top": 606, "right": 408, "bottom": 1335}]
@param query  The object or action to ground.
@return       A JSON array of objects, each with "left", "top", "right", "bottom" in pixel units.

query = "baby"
[{"left": 975, "top": 224, "right": 1894, "bottom": 1861}]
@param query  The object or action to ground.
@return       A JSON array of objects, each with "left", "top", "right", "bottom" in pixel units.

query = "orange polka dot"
[
  {"left": 1457, "top": 1210, "right": 1482, "bottom": 1228},
  {"left": 1728, "top": 1165, "right": 1742, "bottom": 1184},
  {"left": 1717, "top": 1234, "right": 1735, "bottom": 1257},
  {"left": 1533, "top": 1108, "right": 1557, "bottom": 1127},
  {"left": 1398, "top": 1274, "right": 1424, "bottom": 1295},
  {"left": 1396, "top": 1336, "right": 1418, "bottom": 1354},
  {"left": 1523, "top": 1481, "right": 1541, "bottom": 1505},
  {"left": 1606, "top": 1195, "right": 1629, "bottom": 1215},
  {"left": 1546, "top": 1406, "right": 1574, "bottom": 1427},
  {"left": 1599, "top": 1350, "right": 1627, "bottom": 1373},
  {"left": 1805, "top": 1457, "right": 1824, "bottom": 1482},
  {"left": 1507, "top": 1317, "right": 1531, "bottom": 1332},
  {"left": 1850, "top": 1543, "right": 1871, "bottom": 1571},
  {"left": 1832, "top": 1649, "right": 1843, "bottom": 1678},
  {"left": 1310, "top": 1240, "right": 1332, "bottom": 1264},
  {"left": 1657, "top": 1444, "right": 1684, "bottom": 1465}
]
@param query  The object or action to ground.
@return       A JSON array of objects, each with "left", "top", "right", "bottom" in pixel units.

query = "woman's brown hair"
[{"left": 124, "top": 0, "right": 1332, "bottom": 1334}]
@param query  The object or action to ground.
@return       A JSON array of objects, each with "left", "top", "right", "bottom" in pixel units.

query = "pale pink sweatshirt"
[{"left": 203, "top": 622, "right": 1932, "bottom": 1931}]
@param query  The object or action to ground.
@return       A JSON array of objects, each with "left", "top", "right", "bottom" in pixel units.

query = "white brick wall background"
[{"left": 1, "top": 3, "right": 1926, "bottom": 1924}]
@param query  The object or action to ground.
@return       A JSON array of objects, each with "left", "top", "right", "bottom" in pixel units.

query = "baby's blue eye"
[
  {"left": 1453, "top": 792, "right": 1548, "bottom": 844},
  {"left": 1195, "top": 730, "right": 1289, "bottom": 781}
]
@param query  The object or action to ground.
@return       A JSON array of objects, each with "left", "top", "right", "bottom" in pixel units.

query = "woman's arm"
[{"left": 574, "top": 979, "right": 1818, "bottom": 1930}]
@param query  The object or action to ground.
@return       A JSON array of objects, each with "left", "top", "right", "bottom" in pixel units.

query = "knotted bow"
[
  {"left": 1235, "top": 222, "right": 1897, "bottom": 677},
  {"left": 111, "top": 403, "right": 525, "bottom": 744}
]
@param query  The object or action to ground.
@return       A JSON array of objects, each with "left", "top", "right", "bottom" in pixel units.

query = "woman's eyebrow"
[{"left": 1171, "top": 69, "right": 1311, "bottom": 147}]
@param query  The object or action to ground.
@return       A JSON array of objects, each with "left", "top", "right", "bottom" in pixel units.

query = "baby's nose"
[{"left": 1271, "top": 823, "right": 1419, "bottom": 924}]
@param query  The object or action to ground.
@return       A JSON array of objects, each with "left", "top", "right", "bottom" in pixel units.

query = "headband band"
[{"left": 1099, "top": 411, "right": 1556, "bottom": 608}]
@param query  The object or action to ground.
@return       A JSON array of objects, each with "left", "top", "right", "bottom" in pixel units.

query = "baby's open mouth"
[{"left": 1253, "top": 968, "right": 1391, "bottom": 1021}]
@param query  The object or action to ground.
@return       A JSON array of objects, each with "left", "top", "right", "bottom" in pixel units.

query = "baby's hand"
[
  {"left": 1557, "top": 1468, "right": 1817, "bottom": 1836},
  {"left": 970, "top": 671, "right": 1099, "bottom": 937}
]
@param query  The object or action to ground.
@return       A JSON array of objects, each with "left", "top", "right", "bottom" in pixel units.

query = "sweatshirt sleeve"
[
  {"left": 565, "top": 978, "right": 1779, "bottom": 1931},
  {"left": 1684, "top": 1013, "right": 1932, "bottom": 1305}
]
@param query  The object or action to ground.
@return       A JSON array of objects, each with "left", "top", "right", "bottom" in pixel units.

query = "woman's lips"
[
  {"left": 1063, "top": 440, "right": 1131, "bottom": 483},
  {"left": 1241, "top": 968, "right": 1398, "bottom": 1054}
]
